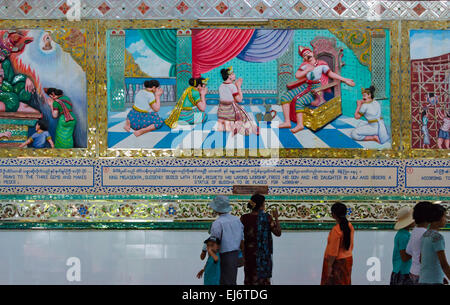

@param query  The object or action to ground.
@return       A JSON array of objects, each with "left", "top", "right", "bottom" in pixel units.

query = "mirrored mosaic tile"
[
  {"left": 0, "top": 1, "right": 447, "bottom": 20},
  {"left": 1, "top": 199, "right": 448, "bottom": 222}
]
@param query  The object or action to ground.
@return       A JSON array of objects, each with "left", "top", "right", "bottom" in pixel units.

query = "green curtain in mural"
[{"left": 138, "top": 29, "right": 177, "bottom": 77}]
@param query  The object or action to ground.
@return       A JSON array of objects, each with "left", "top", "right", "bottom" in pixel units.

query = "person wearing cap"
[
  {"left": 209, "top": 195, "right": 244, "bottom": 285},
  {"left": 196, "top": 236, "right": 221, "bottom": 285},
  {"left": 390, "top": 207, "right": 415, "bottom": 285},
  {"left": 406, "top": 201, "right": 433, "bottom": 284},
  {"left": 279, "top": 46, "right": 355, "bottom": 133}
]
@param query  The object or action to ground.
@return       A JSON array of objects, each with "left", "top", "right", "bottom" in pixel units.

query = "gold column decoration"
[
  {"left": 329, "top": 28, "right": 372, "bottom": 70},
  {"left": 50, "top": 28, "right": 87, "bottom": 72},
  {"left": 124, "top": 49, "right": 150, "bottom": 78}
]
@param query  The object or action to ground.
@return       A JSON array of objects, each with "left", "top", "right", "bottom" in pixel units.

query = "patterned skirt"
[
  {"left": 179, "top": 108, "right": 207, "bottom": 125},
  {"left": 127, "top": 108, "right": 163, "bottom": 131},
  {"left": 55, "top": 115, "right": 76, "bottom": 149},
  {"left": 321, "top": 256, "right": 353, "bottom": 285},
  {"left": 217, "top": 101, "right": 237, "bottom": 121},
  {"left": 280, "top": 83, "right": 321, "bottom": 112}
]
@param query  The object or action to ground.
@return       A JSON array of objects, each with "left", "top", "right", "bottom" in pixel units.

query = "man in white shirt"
[
  {"left": 405, "top": 201, "right": 433, "bottom": 284},
  {"left": 209, "top": 195, "right": 244, "bottom": 285},
  {"left": 124, "top": 79, "right": 164, "bottom": 137}
]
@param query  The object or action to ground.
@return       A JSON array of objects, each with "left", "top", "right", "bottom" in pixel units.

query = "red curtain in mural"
[{"left": 191, "top": 29, "right": 255, "bottom": 77}]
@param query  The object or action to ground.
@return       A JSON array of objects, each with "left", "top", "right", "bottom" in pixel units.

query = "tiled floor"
[{"left": 108, "top": 105, "right": 392, "bottom": 150}]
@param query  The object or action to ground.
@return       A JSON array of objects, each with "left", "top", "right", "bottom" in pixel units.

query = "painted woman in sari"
[
  {"left": 44, "top": 87, "right": 76, "bottom": 148},
  {"left": 217, "top": 67, "right": 259, "bottom": 136},
  {"left": 165, "top": 77, "right": 208, "bottom": 128}
]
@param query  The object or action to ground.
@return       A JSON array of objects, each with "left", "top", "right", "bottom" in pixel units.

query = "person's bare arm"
[
  {"left": 294, "top": 65, "right": 312, "bottom": 79},
  {"left": 327, "top": 71, "right": 355, "bottom": 87},
  {"left": 437, "top": 250, "right": 450, "bottom": 281},
  {"left": 19, "top": 138, "right": 32, "bottom": 148},
  {"left": 47, "top": 138, "right": 55, "bottom": 149},
  {"left": 207, "top": 248, "right": 219, "bottom": 263},
  {"left": 326, "top": 255, "right": 336, "bottom": 277},
  {"left": 150, "top": 99, "right": 161, "bottom": 113},
  {"left": 200, "top": 250, "right": 206, "bottom": 260},
  {"left": 400, "top": 249, "right": 412, "bottom": 262},
  {"left": 271, "top": 209, "right": 282, "bottom": 237},
  {"left": 197, "top": 87, "right": 207, "bottom": 112},
  {"left": 233, "top": 78, "right": 244, "bottom": 103},
  {"left": 354, "top": 100, "right": 364, "bottom": 120}
]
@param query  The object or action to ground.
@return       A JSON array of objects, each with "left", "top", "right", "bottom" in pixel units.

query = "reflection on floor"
[{"left": 108, "top": 105, "right": 391, "bottom": 150}]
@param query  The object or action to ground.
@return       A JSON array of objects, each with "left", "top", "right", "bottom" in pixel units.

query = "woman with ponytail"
[
  {"left": 240, "top": 194, "right": 281, "bottom": 285},
  {"left": 321, "top": 202, "right": 354, "bottom": 285}
]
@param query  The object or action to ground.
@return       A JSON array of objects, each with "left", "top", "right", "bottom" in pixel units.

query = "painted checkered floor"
[{"left": 108, "top": 105, "right": 391, "bottom": 149}]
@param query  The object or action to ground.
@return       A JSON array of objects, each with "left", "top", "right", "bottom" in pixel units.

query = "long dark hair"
[
  {"left": 331, "top": 202, "right": 351, "bottom": 250},
  {"left": 248, "top": 193, "right": 265, "bottom": 212}
]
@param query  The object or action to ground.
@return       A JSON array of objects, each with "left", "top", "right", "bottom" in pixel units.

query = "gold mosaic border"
[
  {"left": 0, "top": 20, "right": 97, "bottom": 158},
  {"left": 400, "top": 20, "right": 450, "bottom": 159},
  {"left": 97, "top": 19, "right": 401, "bottom": 159}
]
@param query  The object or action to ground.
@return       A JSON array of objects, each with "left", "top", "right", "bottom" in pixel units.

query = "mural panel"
[
  {"left": 106, "top": 28, "right": 392, "bottom": 152},
  {"left": 410, "top": 29, "right": 450, "bottom": 150},
  {"left": 0, "top": 28, "right": 88, "bottom": 149}
]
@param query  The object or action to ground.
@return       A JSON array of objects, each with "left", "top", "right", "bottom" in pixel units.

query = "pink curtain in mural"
[{"left": 191, "top": 29, "right": 255, "bottom": 77}]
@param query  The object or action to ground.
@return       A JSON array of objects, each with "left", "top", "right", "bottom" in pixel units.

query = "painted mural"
[
  {"left": 410, "top": 29, "right": 450, "bottom": 149},
  {"left": 107, "top": 28, "right": 391, "bottom": 150},
  {"left": 0, "top": 29, "right": 87, "bottom": 149}
]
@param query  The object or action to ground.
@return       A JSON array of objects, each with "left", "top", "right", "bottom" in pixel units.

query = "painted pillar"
[
  {"left": 107, "top": 29, "right": 126, "bottom": 112},
  {"left": 277, "top": 40, "right": 294, "bottom": 104},
  {"left": 371, "top": 30, "right": 387, "bottom": 99},
  {"left": 176, "top": 29, "right": 193, "bottom": 100}
]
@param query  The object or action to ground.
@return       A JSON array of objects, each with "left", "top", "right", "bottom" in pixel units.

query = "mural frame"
[
  {"left": 0, "top": 19, "right": 97, "bottom": 158},
  {"left": 401, "top": 20, "right": 450, "bottom": 159},
  {"left": 98, "top": 19, "right": 401, "bottom": 159}
]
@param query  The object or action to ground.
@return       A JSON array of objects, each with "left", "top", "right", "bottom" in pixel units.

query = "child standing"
[
  {"left": 19, "top": 119, "right": 54, "bottom": 148},
  {"left": 419, "top": 204, "right": 450, "bottom": 285},
  {"left": 406, "top": 201, "right": 433, "bottom": 284},
  {"left": 197, "top": 236, "right": 221, "bottom": 285},
  {"left": 390, "top": 207, "right": 415, "bottom": 285}
]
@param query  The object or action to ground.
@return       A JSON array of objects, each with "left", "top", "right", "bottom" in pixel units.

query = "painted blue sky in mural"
[
  {"left": 410, "top": 30, "right": 450, "bottom": 60},
  {"left": 125, "top": 30, "right": 171, "bottom": 77}
]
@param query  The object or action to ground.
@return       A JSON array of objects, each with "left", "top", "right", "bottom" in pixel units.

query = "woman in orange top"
[{"left": 321, "top": 202, "right": 354, "bottom": 285}]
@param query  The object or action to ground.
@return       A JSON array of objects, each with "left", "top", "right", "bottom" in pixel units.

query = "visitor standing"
[
  {"left": 406, "top": 201, "right": 433, "bottom": 284},
  {"left": 209, "top": 195, "right": 244, "bottom": 285},
  {"left": 240, "top": 194, "right": 282, "bottom": 285},
  {"left": 196, "top": 236, "right": 221, "bottom": 285},
  {"left": 390, "top": 207, "right": 415, "bottom": 285},
  {"left": 419, "top": 204, "right": 450, "bottom": 285},
  {"left": 321, "top": 202, "right": 354, "bottom": 285}
]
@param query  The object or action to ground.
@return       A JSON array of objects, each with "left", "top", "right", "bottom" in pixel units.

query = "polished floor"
[{"left": 108, "top": 105, "right": 392, "bottom": 150}]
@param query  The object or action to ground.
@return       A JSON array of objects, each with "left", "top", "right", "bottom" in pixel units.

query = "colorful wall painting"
[
  {"left": 106, "top": 28, "right": 392, "bottom": 151},
  {"left": 0, "top": 28, "right": 87, "bottom": 149},
  {"left": 410, "top": 29, "right": 450, "bottom": 150}
]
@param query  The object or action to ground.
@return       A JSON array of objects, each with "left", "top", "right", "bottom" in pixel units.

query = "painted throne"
[{"left": 303, "top": 37, "right": 344, "bottom": 131}]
